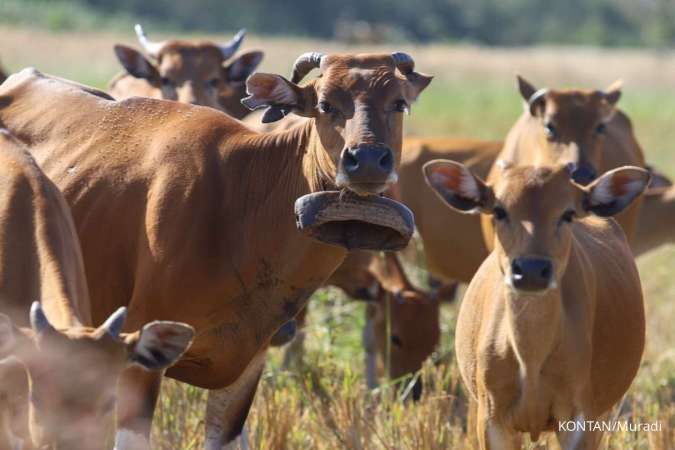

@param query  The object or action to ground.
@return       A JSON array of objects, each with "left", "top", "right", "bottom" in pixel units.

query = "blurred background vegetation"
[{"left": 3, "top": 0, "right": 675, "bottom": 47}]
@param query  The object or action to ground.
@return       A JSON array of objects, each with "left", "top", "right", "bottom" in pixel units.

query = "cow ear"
[
  {"left": 126, "top": 321, "right": 194, "bottom": 371},
  {"left": 0, "top": 314, "right": 16, "bottom": 357},
  {"left": 225, "top": 51, "right": 264, "bottom": 82},
  {"left": 517, "top": 75, "right": 537, "bottom": 102},
  {"left": 423, "top": 159, "right": 494, "bottom": 214},
  {"left": 403, "top": 72, "right": 433, "bottom": 103},
  {"left": 581, "top": 166, "right": 650, "bottom": 217},
  {"left": 517, "top": 75, "right": 546, "bottom": 116},
  {"left": 114, "top": 45, "right": 159, "bottom": 82},
  {"left": 242, "top": 73, "right": 316, "bottom": 122},
  {"left": 603, "top": 79, "right": 622, "bottom": 106}
]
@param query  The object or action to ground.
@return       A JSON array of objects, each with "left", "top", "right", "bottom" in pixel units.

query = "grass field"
[{"left": 1, "top": 25, "right": 673, "bottom": 449}]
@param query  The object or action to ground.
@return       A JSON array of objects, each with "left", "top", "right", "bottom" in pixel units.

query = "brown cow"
[
  {"left": 482, "top": 76, "right": 646, "bottom": 246},
  {"left": 110, "top": 25, "right": 263, "bottom": 118},
  {"left": 281, "top": 251, "right": 439, "bottom": 401},
  {"left": 0, "top": 130, "right": 194, "bottom": 449},
  {"left": 0, "top": 356, "right": 29, "bottom": 450},
  {"left": 425, "top": 160, "right": 648, "bottom": 449},
  {"left": 0, "top": 52, "right": 431, "bottom": 448},
  {"left": 632, "top": 184, "right": 675, "bottom": 256}
]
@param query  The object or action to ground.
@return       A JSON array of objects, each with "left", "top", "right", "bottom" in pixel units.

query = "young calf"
[
  {"left": 0, "top": 130, "right": 194, "bottom": 450},
  {"left": 424, "top": 161, "right": 649, "bottom": 449}
]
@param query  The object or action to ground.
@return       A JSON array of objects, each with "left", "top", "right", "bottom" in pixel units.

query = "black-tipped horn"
[
  {"left": 30, "top": 302, "right": 54, "bottom": 335},
  {"left": 100, "top": 307, "right": 128, "bottom": 339},
  {"left": 527, "top": 88, "right": 549, "bottom": 116},
  {"left": 134, "top": 24, "right": 166, "bottom": 57},
  {"left": 291, "top": 52, "right": 325, "bottom": 84},
  {"left": 220, "top": 29, "right": 246, "bottom": 60},
  {"left": 391, "top": 52, "right": 415, "bottom": 75}
]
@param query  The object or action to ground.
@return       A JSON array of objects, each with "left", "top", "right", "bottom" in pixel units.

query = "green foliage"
[
  {"left": 9, "top": 0, "right": 675, "bottom": 46},
  {"left": 5, "top": 0, "right": 675, "bottom": 46}
]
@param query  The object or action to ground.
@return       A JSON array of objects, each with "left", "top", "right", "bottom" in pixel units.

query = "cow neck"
[
  {"left": 504, "top": 287, "right": 562, "bottom": 382},
  {"left": 633, "top": 185, "right": 675, "bottom": 255}
]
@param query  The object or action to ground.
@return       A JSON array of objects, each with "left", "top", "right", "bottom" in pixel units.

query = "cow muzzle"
[
  {"left": 566, "top": 162, "right": 597, "bottom": 185},
  {"left": 294, "top": 191, "right": 414, "bottom": 251},
  {"left": 336, "top": 145, "right": 397, "bottom": 195},
  {"left": 508, "top": 257, "right": 555, "bottom": 292}
]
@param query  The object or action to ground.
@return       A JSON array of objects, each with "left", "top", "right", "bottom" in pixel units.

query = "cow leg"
[
  {"left": 557, "top": 414, "right": 604, "bottom": 450},
  {"left": 363, "top": 303, "right": 379, "bottom": 390},
  {"left": 204, "top": 351, "right": 266, "bottom": 450},
  {"left": 114, "top": 367, "right": 163, "bottom": 450}
]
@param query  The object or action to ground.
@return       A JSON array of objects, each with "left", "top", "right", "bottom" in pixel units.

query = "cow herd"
[{"left": 0, "top": 25, "right": 671, "bottom": 450}]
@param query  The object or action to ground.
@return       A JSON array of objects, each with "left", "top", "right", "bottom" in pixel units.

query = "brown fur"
[
  {"left": 110, "top": 39, "right": 262, "bottom": 118},
  {"left": 482, "top": 80, "right": 645, "bottom": 247},
  {"left": 0, "top": 130, "right": 192, "bottom": 449},
  {"left": 427, "top": 163, "right": 646, "bottom": 448},
  {"left": 633, "top": 185, "right": 675, "bottom": 255},
  {"left": 0, "top": 55, "right": 430, "bottom": 445}
]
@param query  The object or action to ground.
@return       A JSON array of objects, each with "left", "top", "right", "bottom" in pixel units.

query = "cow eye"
[
  {"left": 318, "top": 101, "right": 334, "bottom": 114},
  {"left": 207, "top": 78, "right": 220, "bottom": 88},
  {"left": 544, "top": 122, "right": 557, "bottom": 140},
  {"left": 493, "top": 206, "right": 508, "bottom": 221},
  {"left": 394, "top": 99, "right": 409, "bottom": 113},
  {"left": 595, "top": 122, "right": 607, "bottom": 134},
  {"left": 160, "top": 77, "right": 174, "bottom": 87},
  {"left": 561, "top": 209, "right": 576, "bottom": 223}
]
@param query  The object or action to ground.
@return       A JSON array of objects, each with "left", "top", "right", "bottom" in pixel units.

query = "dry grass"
[{"left": 1, "top": 25, "right": 673, "bottom": 449}]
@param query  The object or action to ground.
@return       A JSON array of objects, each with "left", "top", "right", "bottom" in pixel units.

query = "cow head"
[
  {"left": 0, "top": 304, "right": 194, "bottom": 450},
  {"left": 516, "top": 76, "right": 622, "bottom": 185},
  {"left": 424, "top": 160, "right": 649, "bottom": 293},
  {"left": 369, "top": 283, "right": 439, "bottom": 401},
  {"left": 243, "top": 52, "right": 432, "bottom": 196},
  {"left": 114, "top": 25, "right": 263, "bottom": 116}
]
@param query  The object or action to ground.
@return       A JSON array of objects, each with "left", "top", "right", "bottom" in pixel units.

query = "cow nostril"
[
  {"left": 342, "top": 149, "right": 359, "bottom": 173},
  {"left": 571, "top": 167, "right": 596, "bottom": 185},
  {"left": 511, "top": 260, "right": 524, "bottom": 280},
  {"left": 540, "top": 263, "right": 552, "bottom": 281},
  {"left": 378, "top": 150, "right": 393, "bottom": 171}
]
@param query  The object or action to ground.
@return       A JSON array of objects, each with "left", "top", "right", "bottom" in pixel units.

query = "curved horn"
[
  {"left": 220, "top": 29, "right": 246, "bottom": 60},
  {"left": 135, "top": 24, "right": 166, "bottom": 57},
  {"left": 30, "top": 302, "right": 54, "bottom": 335},
  {"left": 391, "top": 52, "right": 415, "bottom": 75},
  {"left": 291, "top": 52, "right": 325, "bottom": 84},
  {"left": 100, "top": 307, "right": 128, "bottom": 339},
  {"left": 527, "top": 88, "right": 549, "bottom": 116}
]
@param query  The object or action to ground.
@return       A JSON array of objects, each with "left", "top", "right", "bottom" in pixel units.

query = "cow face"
[
  {"left": 243, "top": 53, "right": 432, "bottom": 196},
  {"left": 517, "top": 76, "right": 622, "bottom": 185},
  {"left": 424, "top": 161, "right": 649, "bottom": 294},
  {"left": 114, "top": 26, "right": 262, "bottom": 116},
  {"left": 369, "top": 289, "right": 439, "bottom": 401},
  {"left": 0, "top": 305, "right": 193, "bottom": 450}
]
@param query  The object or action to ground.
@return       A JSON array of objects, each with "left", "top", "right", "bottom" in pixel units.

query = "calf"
[
  {"left": 110, "top": 24, "right": 263, "bottom": 117},
  {"left": 425, "top": 160, "right": 648, "bottom": 449},
  {"left": 483, "top": 76, "right": 646, "bottom": 244},
  {"left": 0, "top": 52, "right": 430, "bottom": 448},
  {"left": 0, "top": 130, "right": 194, "bottom": 450}
]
